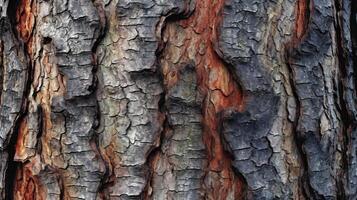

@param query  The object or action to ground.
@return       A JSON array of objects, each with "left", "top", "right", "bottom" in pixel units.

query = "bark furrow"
[{"left": 0, "top": 0, "right": 356, "bottom": 199}]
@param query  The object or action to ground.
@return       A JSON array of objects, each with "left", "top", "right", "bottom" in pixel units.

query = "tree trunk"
[{"left": 0, "top": 0, "right": 356, "bottom": 199}]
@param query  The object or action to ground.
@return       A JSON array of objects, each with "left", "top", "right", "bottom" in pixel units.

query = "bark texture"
[{"left": 0, "top": 0, "right": 356, "bottom": 199}]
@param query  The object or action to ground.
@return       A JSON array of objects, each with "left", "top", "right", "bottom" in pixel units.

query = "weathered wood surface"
[{"left": 0, "top": 0, "right": 356, "bottom": 199}]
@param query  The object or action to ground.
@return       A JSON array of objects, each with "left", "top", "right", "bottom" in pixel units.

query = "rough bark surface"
[{"left": 0, "top": 0, "right": 356, "bottom": 199}]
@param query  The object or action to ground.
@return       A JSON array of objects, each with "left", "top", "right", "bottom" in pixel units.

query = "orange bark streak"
[
  {"left": 162, "top": 0, "right": 244, "bottom": 199},
  {"left": 14, "top": 0, "right": 67, "bottom": 198},
  {"left": 16, "top": 0, "right": 35, "bottom": 55},
  {"left": 293, "top": 0, "right": 310, "bottom": 45},
  {"left": 14, "top": 118, "right": 31, "bottom": 161},
  {"left": 14, "top": 158, "right": 45, "bottom": 200}
]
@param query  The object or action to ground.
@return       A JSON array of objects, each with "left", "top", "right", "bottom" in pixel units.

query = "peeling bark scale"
[{"left": 0, "top": 0, "right": 356, "bottom": 199}]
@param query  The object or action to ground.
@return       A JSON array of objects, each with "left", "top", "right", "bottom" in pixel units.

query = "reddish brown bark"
[{"left": 0, "top": 0, "right": 355, "bottom": 199}]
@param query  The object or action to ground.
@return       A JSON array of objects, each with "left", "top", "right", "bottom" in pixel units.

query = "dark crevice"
[
  {"left": 335, "top": 66, "right": 350, "bottom": 198},
  {"left": 143, "top": 15, "right": 178, "bottom": 200},
  {"left": 284, "top": 0, "right": 324, "bottom": 198},
  {"left": 333, "top": 0, "right": 350, "bottom": 198},
  {"left": 143, "top": 115, "right": 169, "bottom": 199},
  {"left": 0, "top": 40, "right": 3, "bottom": 102},
  {"left": 57, "top": 171, "right": 64, "bottom": 200},
  {"left": 214, "top": 60, "right": 247, "bottom": 199},
  {"left": 285, "top": 58, "right": 309, "bottom": 199},
  {"left": 351, "top": 0, "right": 357, "bottom": 93},
  {"left": 0, "top": 0, "right": 355, "bottom": 199},
  {"left": 217, "top": 111, "right": 249, "bottom": 199},
  {"left": 143, "top": 7, "right": 195, "bottom": 198},
  {"left": 211, "top": 3, "right": 248, "bottom": 197},
  {"left": 4, "top": 0, "right": 34, "bottom": 199},
  {"left": 91, "top": 0, "right": 107, "bottom": 92},
  {"left": 142, "top": 67, "right": 168, "bottom": 198},
  {"left": 7, "top": 0, "right": 19, "bottom": 23},
  {"left": 91, "top": 1, "right": 112, "bottom": 198},
  {"left": 95, "top": 99, "right": 112, "bottom": 199},
  {"left": 36, "top": 107, "right": 44, "bottom": 156},
  {"left": 4, "top": 51, "right": 31, "bottom": 200},
  {"left": 347, "top": 0, "right": 357, "bottom": 198},
  {"left": 42, "top": 37, "right": 52, "bottom": 45},
  {"left": 6, "top": 0, "right": 20, "bottom": 39},
  {"left": 4, "top": 119, "right": 22, "bottom": 200},
  {"left": 5, "top": 98, "right": 31, "bottom": 200}
]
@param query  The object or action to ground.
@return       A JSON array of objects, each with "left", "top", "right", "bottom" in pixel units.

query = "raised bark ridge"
[{"left": 0, "top": 0, "right": 355, "bottom": 199}]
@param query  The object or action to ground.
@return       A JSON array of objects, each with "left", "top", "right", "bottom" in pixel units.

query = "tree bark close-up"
[{"left": 0, "top": 0, "right": 356, "bottom": 199}]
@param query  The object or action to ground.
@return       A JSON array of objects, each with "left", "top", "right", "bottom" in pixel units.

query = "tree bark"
[{"left": 0, "top": 0, "right": 356, "bottom": 199}]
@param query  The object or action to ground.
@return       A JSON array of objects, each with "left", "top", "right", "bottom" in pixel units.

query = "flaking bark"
[{"left": 0, "top": 0, "right": 356, "bottom": 199}]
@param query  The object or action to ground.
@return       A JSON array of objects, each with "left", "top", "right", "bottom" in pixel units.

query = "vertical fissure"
[
  {"left": 285, "top": 58, "right": 310, "bottom": 199},
  {"left": 91, "top": 0, "right": 110, "bottom": 198},
  {"left": 5, "top": 117, "right": 23, "bottom": 200},
  {"left": 351, "top": 0, "right": 357, "bottom": 92},
  {"left": 6, "top": 0, "right": 20, "bottom": 39},
  {"left": 0, "top": 40, "right": 3, "bottom": 102},
  {"left": 152, "top": 0, "right": 246, "bottom": 198},
  {"left": 4, "top": 0, "right": 32, "bottom": 198},
  {"left": 0, "top": 0, "right": 355, "bottom": 199},
  {"left": 285, "top": 0, "right": 315, "bottom": 198},
  {"left": 332, "top": 0, "right": 351, "bottom": 198},
  {"left": 144, "top": 12, "right": 191, "bottom": 199},
  {"left": 346, "top": 0, "right": 357, "bottom": 198}
]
